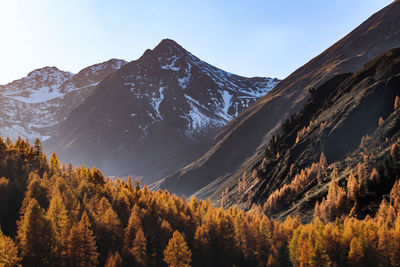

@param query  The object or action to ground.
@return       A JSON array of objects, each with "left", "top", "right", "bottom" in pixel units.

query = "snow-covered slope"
[
  {"left": 47, "top": 39, "right": 278, "bottom": 183},
  {"left": 0, "top": 59, "right": 127, "bottom": 140}
]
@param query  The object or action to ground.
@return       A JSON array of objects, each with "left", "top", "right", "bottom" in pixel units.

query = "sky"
[{"left": 0, "top": 0, "right": 393, "bottom": 84}]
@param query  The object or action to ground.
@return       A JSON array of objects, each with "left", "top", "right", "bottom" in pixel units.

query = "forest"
[{"left": 0, "top": 136, "right": 399, "bottom": 267}]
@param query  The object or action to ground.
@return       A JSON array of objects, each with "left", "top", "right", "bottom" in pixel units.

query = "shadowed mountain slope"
[{"left": 154, "top": 1, "right": 400, "bottom": 197}]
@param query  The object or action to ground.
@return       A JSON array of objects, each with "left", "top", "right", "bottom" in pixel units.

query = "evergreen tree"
[
  {"left": 124, "top": 205, "right": 141, "bottom": 250},
  {"left": 391, "top": 216, "right": 400, "bottom": 266},
  {"left": 164, "top": 231, "right": 192, "bottom": 267},
  {"left": 47, "top": 193, "right": 70, "bottom": 265},
  {"left": 104, "top": 251, "right": 123, "bottom": 267},
  {"left": 67, "top": 212, "right": 99, "bottom": 267},
  {"left": 49, "top": 152, "right": 61, "bottom": 176},
  {"left": 310, "top": 242, "right": 331, "bottom": 267},
  {"left": 131, "top": 227, "right": 148, "bottom": 266},
  {"left": 17, "top": 199, "right": 56, "bottom": 266},
  {"left": 0, "top": 227, "right": 21, "bottom": 267}
]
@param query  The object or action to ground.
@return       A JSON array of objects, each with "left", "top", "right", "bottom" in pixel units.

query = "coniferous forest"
[
  {"left": 0, "top": 136, "right": 399, "bottom": 267},
  {"left": 1, "top": 2, "right": 400, "bottom": 267}
]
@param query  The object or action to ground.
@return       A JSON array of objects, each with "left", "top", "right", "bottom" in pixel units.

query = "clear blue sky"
[{"left": 0, "top": 0, "right": 393, "bottom": 84}]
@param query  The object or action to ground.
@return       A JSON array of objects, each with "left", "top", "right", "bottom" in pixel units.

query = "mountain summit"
[
  {"left": 0, "top": 59, "right": 127, "bottom": 140},
  {"left": 46, "top": 39, "right": 278, "bottom": 182}
]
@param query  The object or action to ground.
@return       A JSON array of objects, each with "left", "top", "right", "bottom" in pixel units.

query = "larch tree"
[
  {"left": 124, "top": 205, "right": 141, "bottom": 251},
  {"left": 131, "top": 227, "right": 148, "bottom": 266},
  {"left": 49, "top": 152, "right": 61, "bottom": 176},
  {"left": 47, "top": 193, "right": 70, "bottom": 265},
  {"left": 67, "top": 211, "right": 99, "bottom": 267},
  {"left": 319, "top": 152, "right": 328, "bottom": 170},
  {"left": 164, "top": 231, "right": 192, "bottom": 267},
  {"left": 17, "top": 198, "right": 56, "bottom": 267},
  {"left": 104, "top": 251, "right": 123, "bottom": 267},
  {"left": 0, "top": 227, "right": 21, "bottom": 267},
  {"left": 391, "top": 216, "right": 400, "bottom": 265},
  {"left": 95, "top": 197, "right": 123, "bottom": 264}
]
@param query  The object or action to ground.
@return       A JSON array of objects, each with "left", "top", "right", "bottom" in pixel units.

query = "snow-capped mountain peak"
[
  {"left": 0, "top": 59, "right": 127, "bottom": 141},
  {"left": 46, "top": 39, "right": 279, "bottom": 182}
]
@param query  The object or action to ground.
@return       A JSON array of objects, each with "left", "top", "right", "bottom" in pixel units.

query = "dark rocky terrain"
[{"left": 217, "top": 47, "right": 400, "bottom": 222}]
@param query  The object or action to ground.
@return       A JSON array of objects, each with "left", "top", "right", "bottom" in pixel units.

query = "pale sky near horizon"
[{"left": 0, "top": 0, "right": 393, "bottom": 84}]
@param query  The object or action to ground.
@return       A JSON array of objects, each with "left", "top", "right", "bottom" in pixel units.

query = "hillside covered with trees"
[{"left": 0, "top": 136, "right": 400, "bottom": 267}]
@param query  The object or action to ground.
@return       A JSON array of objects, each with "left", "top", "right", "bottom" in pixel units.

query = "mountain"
[
  {"left": 45, "top": 39, "right": 278, "bottom": 183},
  {"left": 154, "top": 1, "right": 400, "bottom": 197},
  {"left": 218, "top": 47, "right": 400, "bottom": 222},
  {"left": 0, "top": 59, "right": 127, "bottom": 140}
]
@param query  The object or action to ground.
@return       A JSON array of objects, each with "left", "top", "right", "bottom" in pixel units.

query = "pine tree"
[
  {"left": 49, "top": 152, "right": 61, "bottom": 176},
  {"left": 310, "top": 242, "right": 331, "bottom": 267},
  {"left": 347, "top": 173, "right": 358, "bottom": 201},
  {"left": 96, "top": 197, "right": 123, "bottom": 264},
  {"left": 124, "top": 205, "right": 141, "bottom": 250},
  {"left": 0, "top": 227, "right": 21, "bottom": 267},
  {"left": 391, "top": 216, "right": 400, "bottom": 266},
  {"left": 131, "top": 227, "right": 148, "bottom": 266},
  {"left": 47, "top": 193, "right": 69, "bottom": 265},
  {"left": 67, "top": 212, "right": 99, "bottom": 267},
  {"left": 17, "top": 199, "right": 56, "bottom": 266},
  {"left": 104, "top": 251, "right": 123, "bottom": 267},
  {"left": 164, "top": 231, "right": 192, "bottom": 267},
  {"left": 319, "top": 152, "right": 328, "bottom": 170},
  {"left": 348, "top": 237, "right": 363, "bottom": 266}
]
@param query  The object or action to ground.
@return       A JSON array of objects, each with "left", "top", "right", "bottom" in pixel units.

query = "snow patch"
[{"left": 151, "top": 87, "right": 165, "bottom": 119}]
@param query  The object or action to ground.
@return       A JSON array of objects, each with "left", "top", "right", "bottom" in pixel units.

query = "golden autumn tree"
[
  {"left": 309, "top": 241, "right": 331, "bottom": 267},
  {"left": 95, "top": 197, "right": 123, "bottom": 264},
  {"left": 67, "top": 211, "right": 99, "bottom": 267},
  {"left": 104, "top": 251, "right": 123, "bottom": 267},
  {"left": 124, "top": 205, "right": 141, "bottom": 251},
  {"left": 47, "top": 193, "right": 70, "bottom": 265},
  {"left": 0, "top": 227, "right": 21, "bottom": 267},
  {"left": 17, "top": 198, "right": 56, "bottom": 267},
  {"left": 49, "top": 152, "right": 61, "bottom": 176},
  {"left": 391, "top": 216, "right": 400, "bottom": 265},
  {"left": 131, "top": 227, "right": 148, "bottom": 266},
  {"left": 164, "top": 231, "right": 192, "bottom": 267}
]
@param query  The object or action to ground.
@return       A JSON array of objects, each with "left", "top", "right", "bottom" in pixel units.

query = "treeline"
[{"left": 0, "top": 138, "right": 400, "bottom": 267}]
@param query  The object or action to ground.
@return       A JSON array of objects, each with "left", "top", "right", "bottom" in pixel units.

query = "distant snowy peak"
[
  {"left": 0, "top": 59, "right": 127, "bottom": 141},
  {"left": 0, "top": 67, "right": 74, "bottom": 104},
  {"left": 27, "top": 66, "right": 74, "bottom": 81}
]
